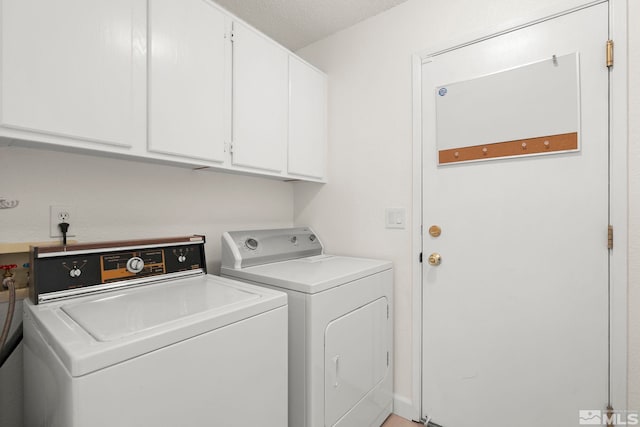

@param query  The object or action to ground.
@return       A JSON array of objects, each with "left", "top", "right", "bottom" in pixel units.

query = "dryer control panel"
[
  {"left": 221, "top": 227, "right": 323, "bottom": 269},
  {"left": 30, "top": 236, "right": 206, "bottom": 304}
]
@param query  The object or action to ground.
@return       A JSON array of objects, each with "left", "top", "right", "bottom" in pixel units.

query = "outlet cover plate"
[{"left": 50, "top": 205, "right": 76, "bottom": 237}]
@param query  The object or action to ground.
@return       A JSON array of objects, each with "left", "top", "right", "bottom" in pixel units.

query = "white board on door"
[{"left": 435, "top": 53, "right": 580, "bottom": 164}]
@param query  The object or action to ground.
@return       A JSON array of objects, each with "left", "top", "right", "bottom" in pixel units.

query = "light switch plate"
[{"left": 385, "top": 207, "right": 406, "bottom": 229}]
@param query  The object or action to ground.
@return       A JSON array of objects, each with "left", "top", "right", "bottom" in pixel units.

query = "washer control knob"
[
  {"left": 178, "top": 255, "right": 187, "bottom": 263},
  {"left": 126, "top": 257, "right": 145, "bottom": 274},
  {"left": 245, "top": 238, "right": 258, "bottom": 250},
  {"left": 309, "top": 234, "right": 317, "bottom": 242},
  {"left": 290, "top": 236, "right": 297, "bottom": 244},
  {"left": 69, "top": 267, "right": 82, "bottom": 278}
]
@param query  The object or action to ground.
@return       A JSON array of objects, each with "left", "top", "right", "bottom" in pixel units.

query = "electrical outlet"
[{"left": 50, "top": 205, "right": 76, "bottom": 238}]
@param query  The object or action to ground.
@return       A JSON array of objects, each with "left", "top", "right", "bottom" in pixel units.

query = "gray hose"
[
  {"left": 0, "top": 322, "right": 22, "bottom": 368},
  {"left": 0, "top": 277, "right": 16, "bottom": 352}
]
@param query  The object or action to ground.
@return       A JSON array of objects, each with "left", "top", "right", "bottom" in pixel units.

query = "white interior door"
[{"left": 421, "top": 4, "right": 609, "bottom": 427}]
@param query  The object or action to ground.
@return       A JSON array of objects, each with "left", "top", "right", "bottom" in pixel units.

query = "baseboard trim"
[{"left": 393, "top": 394, "right": 420, "bottom": 422}]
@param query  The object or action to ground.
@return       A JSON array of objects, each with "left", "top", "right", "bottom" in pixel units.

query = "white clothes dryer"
[
  {"left": 24, "top": 236, "right": 287, "bottom": 427},
  {"left": 221, "top": 227, "right": 393, "bottom": 427}
]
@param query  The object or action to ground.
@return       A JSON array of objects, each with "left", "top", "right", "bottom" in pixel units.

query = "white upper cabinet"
[
  {"left": 231, "top": 22, "right": 288, "bottom": 173},
  {"left": 288, "top": 56, "right": 327, "bottom": 180},
  {"left": 0, "top": 0, "right": 327, "bottom": 181},
  {"left": 148, "top": 0, "right": 228, "bottom": 162},
  {"left": 0, "top": 0, "right": 146, "bottom": 148}
]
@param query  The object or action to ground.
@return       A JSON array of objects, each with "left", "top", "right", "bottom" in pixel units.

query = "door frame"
[{"left": 409, "top": 0, "right": 628, "bottom": 421}]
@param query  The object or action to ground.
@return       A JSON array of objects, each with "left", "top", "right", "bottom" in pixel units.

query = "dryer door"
[{"left": 324, "top": 297, "right": 389, "bottom": 426}]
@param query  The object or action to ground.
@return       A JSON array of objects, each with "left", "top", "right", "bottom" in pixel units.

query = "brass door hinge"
[
  {"left": 608, "top": 225, "right": 613, "bottom": 250},
  {"left": 606, "top": 40, "right": 614, "bottom": 68}
]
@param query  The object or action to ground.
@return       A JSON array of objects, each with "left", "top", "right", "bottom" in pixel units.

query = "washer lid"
[
  {"left": 61, "top": 278, "right": 260, "bottom": 342},
  {"left": 25, "top": 275, "right": 287, "bottom": 377},
  {"left": 222, "top": 255, "right": 392, "bottom": 294}
]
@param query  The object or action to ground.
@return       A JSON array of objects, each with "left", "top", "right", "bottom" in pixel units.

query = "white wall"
[
  {"left": 294, "top": 0, "right": 639, "bottom": 416},
  {"left": 0, "top": 146, "right": 294, "bottom": 266},
  {"left": 0, "top": 145, "right": 294, "bottom": 426}
]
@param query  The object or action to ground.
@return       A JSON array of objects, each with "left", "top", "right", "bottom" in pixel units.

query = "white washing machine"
[
  {"left": 24, "top": 236, "right": 287, "bottom": 427},
  {"left": 221, "top": 227, "right": 393, "bottom": 427}
]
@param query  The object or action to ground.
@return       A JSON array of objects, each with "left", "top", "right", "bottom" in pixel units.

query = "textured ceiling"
[{"left": 214, "top": 0, "right": 410, "bottom": 51}]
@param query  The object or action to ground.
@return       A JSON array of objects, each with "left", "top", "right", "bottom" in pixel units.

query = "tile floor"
[{"left": 382, "top": 414, "right": 424, "bottom": 426}]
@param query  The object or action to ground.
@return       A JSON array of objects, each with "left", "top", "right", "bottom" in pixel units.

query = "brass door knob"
[{"left": 427, "top": 253, "right": 441, "bottom": 266}]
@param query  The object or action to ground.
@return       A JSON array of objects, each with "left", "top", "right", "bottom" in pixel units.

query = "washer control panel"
[
  {"left": 31, "top": 236, "right": 206, "bottom": 304},
  {"left": 102, "top": 250, "right": 165, "bottom": 281}
]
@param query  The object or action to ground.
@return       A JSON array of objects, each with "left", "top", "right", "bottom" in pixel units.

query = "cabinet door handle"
[{"left": 332, "top": 355, "right": 340, "bottom": 388}]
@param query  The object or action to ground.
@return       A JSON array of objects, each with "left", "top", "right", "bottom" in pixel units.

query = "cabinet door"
[
  {"left": 288, "top": 57, "right": 327, "bottom": 179},
  {"left": 1, "top": 0, "right": 145, "bottom": 147},
  {"left": 232, "top": 22, "right": 288, "bottom": 173},
  {"left": 148, "top": 0, "right": 228, "bottom": 162}
]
